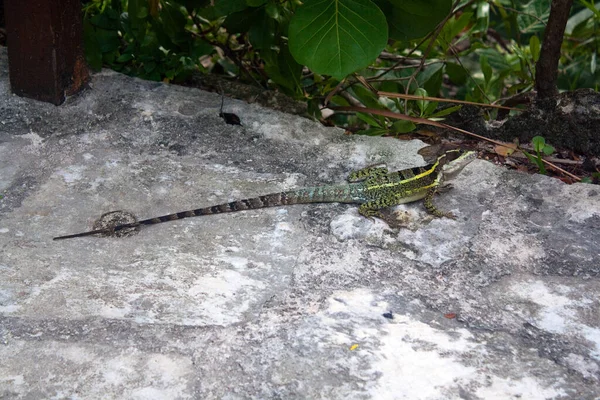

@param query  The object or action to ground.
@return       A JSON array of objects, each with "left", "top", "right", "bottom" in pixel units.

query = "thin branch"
[
  {"left": 377, "top": 91, "right": 522, "bottom": 111},
  {"left": 328, "top": 105, "right": 581, "bottom": 181}
]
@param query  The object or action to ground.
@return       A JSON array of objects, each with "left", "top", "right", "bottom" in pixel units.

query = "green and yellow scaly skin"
[{"left": 53, "top": 149, "right": 476, "bottom": 240}]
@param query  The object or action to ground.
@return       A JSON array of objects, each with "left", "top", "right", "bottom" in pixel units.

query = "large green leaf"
[
  {"left": 386, "top": 0, "right": 452, "bottom": 41},
  {"left": 288, "top": 0, "right": 388, "bottom": 79}
]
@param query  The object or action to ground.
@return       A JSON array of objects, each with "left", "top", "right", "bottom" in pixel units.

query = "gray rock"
[{"left": 1, "top": 49, "right": 598, "bottom": 399}]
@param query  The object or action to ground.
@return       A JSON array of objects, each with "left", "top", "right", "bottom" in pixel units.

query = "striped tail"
[{"left": 53, "top": 184, "right": 365, "bottom": 240}]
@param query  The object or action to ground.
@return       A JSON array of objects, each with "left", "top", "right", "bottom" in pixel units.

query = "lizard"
[{"left": 53, "top": 149, "right": 476, "bottom": 240}]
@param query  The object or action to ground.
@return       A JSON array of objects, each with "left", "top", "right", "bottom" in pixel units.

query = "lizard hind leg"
[
  {"left": 358, "top": 202, "right": 386, "bottom": 221},
  {"left": 347, "top": 164, "right": 389, "bottom": 183}
]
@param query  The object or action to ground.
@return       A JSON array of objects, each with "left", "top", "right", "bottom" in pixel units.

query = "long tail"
[{"left": 53, "top": 184, "right": 365, "bottom": 240}]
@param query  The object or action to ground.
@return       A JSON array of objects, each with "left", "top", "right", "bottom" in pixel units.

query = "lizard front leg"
[{"left": 424, "top": 187, "right": 456, "bottom": 219}]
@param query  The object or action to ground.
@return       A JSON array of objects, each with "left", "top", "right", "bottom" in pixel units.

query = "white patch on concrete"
[
  {"left": 310, "top": 289, "right": 568, "bottom": 399},
  {"left": 21, "top": 130, "right": 44, "bottom": 151},
  {"left": 0, "top": 228, "right": 9, "bottom": 233},
  {"left": 265, "top": 218, "right": 294, "bottom": 249},
  {"left": 330, "top": 212, "right": 365, "bottom": 241},
  {"left": 0, "top": 375, "right": 24, "bottom": 386},
  {"left": 485, "top": 233, "right": 545, "bottom": 264},
  {"left": 56, "top": 166, "right": 85, "bottom": 183},
  {"left": 216, "top": 255, "right": 249, "bottom": 270},
  {"left": 250, "top": 120, "right": 326, "bottom": 146},
  {"left": 338, "top": 298, "right": 478, "bottom": 399},
  {"left": 281, "top": 173, "right": 303, "bottom": 189},
  {"left": 396, "top": 221, "right": 472, "bottom": 267},
  {"left": 564, "top": 353, "right": 599, "bottom": 381},
  {"left": 187, "top": 268, "right": 266, "bottom": 325},
  {"left": 0, "top": 304, "right": 20, "bottom": 313},
  {"left": 559, "top": 184, "right": 600, "bottom": 222},
  {"left": 511, "top": 280, "right": 600, "bottom": 360},
  {"left": 88, "top": 177, "right": 107, "bottom": 191},
  {"left": 104, "top": 159, "right": 120, "bottom": 168},
  {"left": 316, "top": 290, "right": 479, "bottom": 399},
  {"left": 330, "top": 210, "right": 387, "bottom": 241},
  {"left": 476, "top": 376, "right": 566, "bottom": 399}
]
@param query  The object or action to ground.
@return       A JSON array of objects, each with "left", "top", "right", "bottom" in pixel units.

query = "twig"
[{"left": 377, "top": 92, "right": 522, "bottom": 111}]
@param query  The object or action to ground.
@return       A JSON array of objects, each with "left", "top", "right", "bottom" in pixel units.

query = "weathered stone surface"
[{"left": 1, "top": 49, "right": 599, "bottom": 399}]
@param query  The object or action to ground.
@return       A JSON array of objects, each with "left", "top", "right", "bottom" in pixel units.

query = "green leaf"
[
  {"left": 116, "top": 53, "right": 134, "bottom": 62},
  {"left": 566, "top": 1, "right": 599, "bottom": 34},
  {"left": 356, "top": 112, "right": 383, "bottom": 128},
  {"left": 211, "top": 0, "right": 248, "bottom": 16},
  {"left": 386, "top": 0, "right": 452, "bottom": 41},
  {"left": 264, "top": 45, "right": 303, "bottom": 93},
  {"left": 190, "top": 39, "right": 215, "bottom": 59},
  {"left": 428, "top": 104, "right": 461, "bottom": 118},
  {"left": 414, "top": 87, "right": 428, "bottom": 114},
  {"left": 421, "top": 64, "right": 443, "bottom": 96},
  {"left": 90, "top": 9, "right": 121, "bottom": 30},
  {"left": 517, "top": 0, "right": 550, "bottom": 34},
  {"left": 357, "top": 127, "right": 389, "bottom": 136},
  {"left": 523, "top": 150, "right": 547, "bottom": 175},
  {"left": 144, "top": 61, "right": 157, "bottom": 72},
  {"left": 137, "top": 6, "right": 148, "bottom": 18},
  {"left": 529, "top": 35, "right": 540, "bottom": 62},
  {"left": 329, "top": 95, "right": 351, "bottom": 106},
  {"left": 223, "top": 7, "right": 261, "bottom": 33},
  {"left": 83, "top": 20, "right": 103, "bottom": 70},
  {"left": 352, "top": 85, "right": 384, "bottom": 110},
  {"left": 445, "top": 62, "right": 467, "bottom": 84},
  {"left": 439, "top": 11, "right": 472, "bottom": 45},
  {"left": 532, "top": 136, "right": 546, "bottom": 152},
  {"left": 390, "top": 119, "right": 416, "bottom": 133},
  {"left": 477, "top": 48, "right": 514, "bottom": 72},
  {"left": 161, "top": 1, "right": 187, "bottom": 39},
  {"left": 542, "top": 144, "right": 555, "bottom": 156},
  {"left": 265, "top": 3, "right": 280, "bottom": 19},
  {"left": 198, "top": 0, "right": 248, "bottom": 19},
  {"left": 423, "top": 101, "right": 438, "bottom": 116},
  {"left": 480, "top": 55, "right": 492, "bottom": 84},
  {"left": 128, "top": 0, "right": 148, "bottom": 42},
  {"left": 96, "top": 28, "right": 121, "bottom": 53},
  {"left": 288, "top": 0, "right": 388, "bottom": 79},
  {"left": 249, "top": 10, "right": 275, "bottom": 50},
  {"left": 474, "top": 1, "right": 489, "bottom": 33}
]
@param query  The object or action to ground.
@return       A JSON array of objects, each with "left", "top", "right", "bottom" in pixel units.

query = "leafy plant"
[
  {"left": 581, "top": 172, "right": 600, "bottom": 184},
  {"left": 523, "top": 136, "right": 556, "bottom": 174},
  {"left": 80, "top": 0, "right": 599, "bottom": 134}
]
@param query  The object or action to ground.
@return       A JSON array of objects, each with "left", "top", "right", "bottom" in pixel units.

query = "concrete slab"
[{"left": 1, "top": 48, "right": 599, "bottom": 399}]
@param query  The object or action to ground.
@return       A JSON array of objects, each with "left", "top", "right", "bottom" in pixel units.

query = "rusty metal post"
[{"left": 4, "top": 0, "right": 89, "bottom": 105}]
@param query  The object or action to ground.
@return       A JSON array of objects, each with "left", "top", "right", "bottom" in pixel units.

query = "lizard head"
[{"left": 439, "top": 149, "right": 477, "bottom": 181}]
